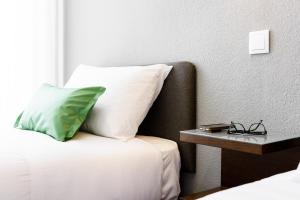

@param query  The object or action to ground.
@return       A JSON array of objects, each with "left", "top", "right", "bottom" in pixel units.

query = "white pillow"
[{"left": 65, "top": 64, "right": 173, "bottom": 140}]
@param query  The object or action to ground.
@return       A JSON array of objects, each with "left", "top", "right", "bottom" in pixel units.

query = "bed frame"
[{"left": 138, "top": 61, "right": 196, "bottom": 173}]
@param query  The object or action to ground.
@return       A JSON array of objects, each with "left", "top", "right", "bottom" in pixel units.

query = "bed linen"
[
  {"left": 137, "top": 136, "right": 181, "bottom": 200},
  {"left": 0, "top": 128, "right": 180, "bottom": 200},
  {"left": 199, "top": 170, "right": 300, "bottom": 200}
]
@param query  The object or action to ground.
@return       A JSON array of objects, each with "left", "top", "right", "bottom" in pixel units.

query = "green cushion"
[{"left": 14, "top": 84, "right": 105, "bottom": 141}]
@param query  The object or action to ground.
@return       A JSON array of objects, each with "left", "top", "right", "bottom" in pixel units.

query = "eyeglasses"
[{"left": 227, "top": 120, "right": 267, "bottom": 135}]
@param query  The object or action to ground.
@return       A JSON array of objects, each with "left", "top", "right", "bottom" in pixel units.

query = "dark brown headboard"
[{"left": 138, "top": 61, "right": 196, "bottom": 173}]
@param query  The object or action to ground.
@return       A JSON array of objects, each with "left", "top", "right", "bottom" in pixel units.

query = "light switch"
[{"left": 249, "top": 30, "right": 269, "bottom": 54}]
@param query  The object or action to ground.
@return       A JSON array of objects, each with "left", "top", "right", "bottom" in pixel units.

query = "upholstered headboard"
[{"left": 138, "top": 62, "right": 196, "bottom": 173}]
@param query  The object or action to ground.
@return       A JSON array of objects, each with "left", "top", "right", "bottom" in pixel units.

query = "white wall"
[{"left": 65, "top": 0, "right": 300, "bottom": 194}]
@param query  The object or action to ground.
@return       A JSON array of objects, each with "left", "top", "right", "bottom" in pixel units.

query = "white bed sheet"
[
  {"left": 200, "top": 170, "right": 300, "bottom": 200},
  {"left": 137, "top": 136, "right": 181, "bottom": 200},
  {"left": 0, "top": 128, "right": 180, "bottom": 200}
]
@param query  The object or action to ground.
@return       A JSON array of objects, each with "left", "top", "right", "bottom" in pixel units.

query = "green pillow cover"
[{"left": 14, "top": 84, "right": 105, "bottom": 141}]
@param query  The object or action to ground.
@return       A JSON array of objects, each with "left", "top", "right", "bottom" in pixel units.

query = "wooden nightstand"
[{"left": 179, "top": 129, "right": 300, "bottom": 199}]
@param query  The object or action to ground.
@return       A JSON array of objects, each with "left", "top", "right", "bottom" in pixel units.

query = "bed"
[
  {"left": 199, "top": 168, "right": 300, "bottom": 200},
  {"left": 0, "top": 62, "right": 196, "bottom": 200}
]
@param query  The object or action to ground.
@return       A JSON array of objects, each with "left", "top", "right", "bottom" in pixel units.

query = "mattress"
[
  {"left": 0, "top": 128, "right": 180, "bottom": 200},
  {"left": 200, "top": 170, "right": 300, "bottom": 200},
  {"left": 136, "top": 136, "right": 181, "bottom": 200}
]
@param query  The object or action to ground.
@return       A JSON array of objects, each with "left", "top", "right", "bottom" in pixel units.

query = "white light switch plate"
[{"left": 249, "top": 30, "right": 269, "bottom": 54}]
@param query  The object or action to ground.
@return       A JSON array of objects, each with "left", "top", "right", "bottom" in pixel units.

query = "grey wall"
[{"left": 65, "top": 0, "right": 300, "bottom": 193}]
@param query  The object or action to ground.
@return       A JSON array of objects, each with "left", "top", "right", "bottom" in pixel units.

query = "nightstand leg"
[{"left": 221, "top": 148, "right": 300, "bottom": 187}]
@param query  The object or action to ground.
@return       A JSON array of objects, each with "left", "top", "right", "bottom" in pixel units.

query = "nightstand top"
[
  {"left": 180, "top": 129, "right": 300, "bottom": 155},
  {"left": 181, "top": 129, "right": 300, "bottom": 145}
]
